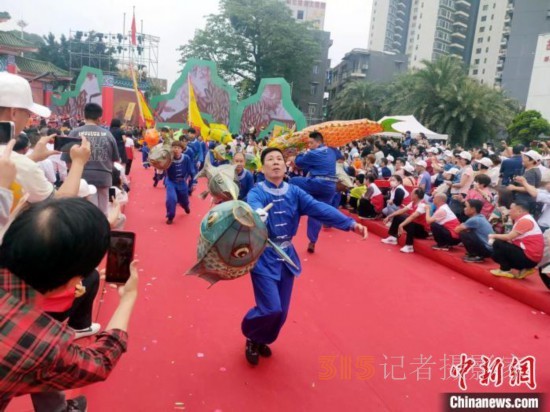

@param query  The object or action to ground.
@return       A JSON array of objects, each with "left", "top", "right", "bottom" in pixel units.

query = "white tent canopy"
[{"left": 377, "top": 115, "right": 448, "bottom": 140}]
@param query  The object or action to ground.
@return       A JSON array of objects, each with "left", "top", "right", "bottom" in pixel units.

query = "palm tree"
[{"left": 329, "top": 81, "right": 388, "bottom": 121}]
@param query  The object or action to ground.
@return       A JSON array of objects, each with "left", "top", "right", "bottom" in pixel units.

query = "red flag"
[{"left": 131, "top": 12, "right": 137, "bottom": 46}]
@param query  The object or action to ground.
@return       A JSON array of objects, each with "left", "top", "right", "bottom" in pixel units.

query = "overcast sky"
[{"left": 2, "top": 0, "right": 372, "bottom": 85}]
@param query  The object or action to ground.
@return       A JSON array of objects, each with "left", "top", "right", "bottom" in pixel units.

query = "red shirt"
[
  {"left": 0, "top": 269, "right": 128, "bottom": 410},
  {"left": 512, "top": 215, "right": 544, "bottom": 263}
]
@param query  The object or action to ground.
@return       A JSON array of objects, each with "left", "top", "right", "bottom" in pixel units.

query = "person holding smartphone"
[{"left": 0, "top": 197, "right": 139, "bottom": 411}]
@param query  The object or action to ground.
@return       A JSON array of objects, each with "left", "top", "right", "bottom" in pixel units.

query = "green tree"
[
  {"left": 507, "top": 110, "right": 550, "bottom": 145},
  {"left": 329, "top": 81, "right": 388, "bottom": 121},
  {"left": 0, "top": 11, "right": 11, "bottom": 22},
  {"left": 385, "top": 56, "right": 517, "bottom": 147},
  {"left": 178, "top": 0, "right": 320, "bottom": 98}
]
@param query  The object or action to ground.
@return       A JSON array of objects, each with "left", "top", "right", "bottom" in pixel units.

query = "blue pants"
[
  {"left": 241, "top": 267, "right": 295, "bottom": 345},
  {"left": 290, "top": 177, "right": 336, "bottom": 243},
  {"left": 141, "top": 146, "right": 150, "bottom": 166},
  {"left": 165, "top": 179, "right": 190, "bottom": 219}
]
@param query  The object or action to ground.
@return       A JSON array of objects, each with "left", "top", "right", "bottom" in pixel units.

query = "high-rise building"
[
  {"left": 501, "top": 0, "right": 550, "bottom": 106},
  {"left": 468, "top": 0, "right": 511, "bottom": 86},
  {"left": 282, "top": 0, "right": 332, "bottom": 124},
  {"left": 368, "top": 0, "right": 480, "bottom": 69}
]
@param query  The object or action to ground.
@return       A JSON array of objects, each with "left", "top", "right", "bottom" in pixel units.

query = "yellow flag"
[
  {"left": 187, "top": 79, "right": 208, "bottom": 138},
  {"left": 131, "top": 66, "right": 155, "bottom": 128}
]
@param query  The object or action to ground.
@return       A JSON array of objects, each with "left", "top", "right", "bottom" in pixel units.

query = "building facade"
[
  {"left": 468, "top": 0, "right": 511, "bottom": 86},
  {"left": 501, "top": 0, "right": 550, "bottom": 106},
  {"left": 526, "top": 33, "right": 550, "bottom": 121},
  {"left": 282, "top": 0, "right": 332, "bottom": 124},
  {"left": 326, "top": 49, "right": 408, "bottom": 113},
  {"left": 369, "top": 0, "right": 480, "bottom": 69}
]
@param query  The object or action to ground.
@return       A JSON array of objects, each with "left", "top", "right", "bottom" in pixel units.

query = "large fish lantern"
[
  {"left": 186, "top": 201, "right": 268, "bottom": 285},
  {"left": 197, "top": 153, "right": 240, "bottom": 203},
  {"left": 149, "top": 144, "right": 172, "bottom": 170}
]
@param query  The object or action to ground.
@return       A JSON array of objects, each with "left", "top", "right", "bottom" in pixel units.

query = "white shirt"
[
  {"left": 0, "top": 145, "right": 54, "bottom": 203},
  {"left": 536, "top": 189, "right": 550, "bottom": 228}
]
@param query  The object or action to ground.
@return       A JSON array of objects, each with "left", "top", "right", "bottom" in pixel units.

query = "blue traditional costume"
[
  {"left": 165, "top": 153, "right": 194, "bottom": 220},
  {"left": 237, "top": 168, "right": 254, "bottom": 201},
  {"left": 242, "top": 180, "right": 356, "bottom": 347},
  {"left": 290, "top": 145, "right": 343, "bottom": 247}
]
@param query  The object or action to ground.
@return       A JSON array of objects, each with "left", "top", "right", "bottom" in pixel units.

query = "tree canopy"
[
  {"left": 507, "top": 110, "right": 550, "bottom": 145},
  {"left": 178, "top": 0, "right": 320, "bottom": 98}
]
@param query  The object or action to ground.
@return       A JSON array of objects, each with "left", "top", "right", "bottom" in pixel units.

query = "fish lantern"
[
  {"left": 186, "top": 200, "right": 269, "bottom": 285},
  {"left": 197, "top": 154, "right": 240, "bottom": 203},
  {"left": 144, "top": 128, "right": 160, "bottom": 147},
  {"left": 149, "top": 144, "right": 172, "bottom": 170}
]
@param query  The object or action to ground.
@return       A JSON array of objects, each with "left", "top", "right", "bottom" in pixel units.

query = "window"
[
  {"left": 484, "top": 58, "right": 487, "bottom": 63},
  {"left": 480, "top": 27, "right": 485, "bottom": 32},
  {"left": 308, "top": 104, "right": 317, "bottom": 116},
  {"left": 473, "top": 69, "right": 478, "bottom": 74},
  {"left": 476, "top": 48, "right": 482, "bottom": 54},
  {"left": 297, "top": 10, "right": 304, "bottom": 20},
  {"left": 481, "top": 16, "right": 487, "bottom": 21},
  {"left": 486, "top": 47, "right": 489, "bottom": 52},
  {"left": 488, "top": 36, "right": 491, "bottom": 41},
  {"left": 483, "top": 4, "right": 488, "bottom": 10},
  {"left": 310, "top": 84, "right": 318, "bottom": 96},
  {"left": 312, "top": 64, "right": 319, "bottom": 75},
  {"left": 482, "top": 69, "right": 486, "bottom": 74},
  {"left": 474, "top": 59, "right": 480, "bottom": 64}
]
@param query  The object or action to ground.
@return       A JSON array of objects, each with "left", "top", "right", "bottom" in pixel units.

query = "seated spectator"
[
  {"left": 434, "top": 167, "right": 459, "bottom": 196},
  {"left": 349, "top": 174, "right": 367, "bottom": 213},
  {"left": 402, "top": 163, "right": 417, "bottom": 187},
  {"left": 507, "top": 150, "right": 541, "bottom": 210},
  {"left": 394, "top": 158, "right": 406, "bottom": 177},
  {"left": 489, "top": 201, "right": 544, "bottom": 279},
  {"left": 415, "top": 160, "right": 432, "bottom": 194},
  {"left": 364, "top": 154, "right": 379, "bottom": 179},
  {"left": 382, "top": 175, "right": 410, "bottom": 216},
  {"left": 462, "top": 174, "right": 495, "bottom": 219},
  {"left": 474, "top": 157, "right": 493, "bottom": 181},
  {"left": 381, "top": 188, "right": 428, "bottom": 253},
  {"left": 488, "top": 154, "right": 501, "bottom": 187},
  {"left": 426, "top": 193, "right": 461, "bottom": 251},
  {"left": 0, "top": 197, "right": 139, "bottom": 410},
  {"left": 358, "top": 174, "right": 384, "bottom": 219},
  {"left": 449, "top": 151, "right": 474, "bottom": 216},
  {"left": 380, "top": 158, "right": 392, "bottom": 179},
  {"left": 455, "top": 199, "right": 494, "bottom": 263},
  {"left": 514, "top": 173, "right": 550, "bottom": 232}
]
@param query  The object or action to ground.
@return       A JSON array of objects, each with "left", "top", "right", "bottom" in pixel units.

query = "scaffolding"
[{"left": 68, "top": 28, "right": 159, "bottom": 86}]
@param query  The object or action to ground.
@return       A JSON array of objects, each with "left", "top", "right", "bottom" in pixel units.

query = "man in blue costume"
[
  {"left": 233, "top": 152, "right": 254, "bottom": 201},
  {"left": 165, "top": 141, "right": 194, "bottom": 224},
  {"left": 290, "top": 131, "right": 343, "bottom": 253},
  {"left": 242, "top": 147, "right": 367, "bottom": 365}
]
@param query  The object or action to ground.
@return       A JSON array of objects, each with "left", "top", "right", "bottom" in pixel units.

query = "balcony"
[
  {"left": 500, "top": 38, "right": 507, "bottom": 47},
  {"left": 452, "top": 31, "right": 466, "bottom": 40},
  {"left": 350, "top": 72, "right": 367, "bottom": 79},
  {"left": 395, "top": 15, "right": 405, "bottom": 24},
  {"left": 455, "top": 0, "right": 471, "bottom": 9},
  {"left": 397, "top": 8, "right": 405, "bottom": 17},
  {"left": 394, "top": 32, "right": 403, "bottom": 39},
  {"left": 393, "top": 39, "right": 402, "bottom": 47},
  {"left": 502, "top": 28, "right": 510, "bottom": 38},
  {"left": 398, "top": 1, "right": 407, "bottom": 10},
  {"left": 395, "top": 24, "right": 404, "bottom": 32},
  {"left": 454, "top": 20, "right": 468, "bottom": 29},
  {"left": 455, "top": 10, "right": 470, "bottom": 20},
  {"left": 450, "top": 42, "right": 465, "bottom": 50}
]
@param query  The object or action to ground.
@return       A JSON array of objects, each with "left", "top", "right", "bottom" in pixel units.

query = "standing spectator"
[
  {"left": 489, "top": 201, "right": 544, "bottom": 279},
  {"left": 500, "top": 144, "right": 525, "bottom": 185},
  {"left": 449, "top": 151, "right": 475, "bottom": 216},
  {"left": 381, "top": 188, "right": 428, "bottom": 253},
  {"left": 426, "top": 193, "right": 461, "bottom": 251},
  {"left": 124, "top": 131, "right": 135, "bottom": 175},
  {"left": 69, "top": 103, "right": 120, "bottom": 215},
  {"left": 109, "top": 118, "right": 128, "bottom": 165},
  {"left": 0, "top": 73, "right": 90, "bottom": 202},
  {"left": 0, "top": 197, "right": 139, "bottom": 411},
  {"left": 455, "top": 199, "right": 494, "bottom": 263}
]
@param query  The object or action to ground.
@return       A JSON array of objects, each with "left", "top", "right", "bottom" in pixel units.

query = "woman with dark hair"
[
  {"left": 382, "top": 175, "right": 410, "bottom": 216},
  {"left": 110, "top": 118, "right": 127, "bottom": 165},
  {"left": 358, "top": 174, "right": 384, "bottom": 219}
]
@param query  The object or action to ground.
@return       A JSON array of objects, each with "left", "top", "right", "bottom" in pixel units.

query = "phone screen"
[
  {"left": 109, "top": 188, "right": 116, "bottom": 202},
  {"left": 105, "top": 231, "right": 135, "bottom": 284},
  {"left": 54, "top": 136, "right": 82, "bottom": 153},
  {"left": 0, "top": 122, "right": 15, "bottom": 144}
]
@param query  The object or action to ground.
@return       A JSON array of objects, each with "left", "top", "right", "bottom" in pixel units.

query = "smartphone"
[
  {"left": 109, "top": 187, "right": 116, "bottom": 203},
  {"left": 54, "top": 136, "right": 82, "bottom": 153},
  {"left": 0, "top": 121, "right": 15, "bottom": 144},
  {"left": 105, "top": 231, "right": 136, "bottom": 284}
]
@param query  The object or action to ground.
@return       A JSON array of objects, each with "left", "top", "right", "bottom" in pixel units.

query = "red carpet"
[{"left": 8, "top": 157, "right": 550, "bottom": 411}]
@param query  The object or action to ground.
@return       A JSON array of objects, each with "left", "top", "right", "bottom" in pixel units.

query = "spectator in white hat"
[
  {"left": 402, "top": 163, "right": 417, "bottom": 187},
  {"left": 507, "top": 150, "right": 541, "bottom": 207},
  {"left": 449, "top": 151, "right": 474, "bottom": 216},
  {"left": 415, "top": 160, "right": 431, "bottom": 194},
  {"left": 0, "top": 72, "right": 90, "bottom": 203}
]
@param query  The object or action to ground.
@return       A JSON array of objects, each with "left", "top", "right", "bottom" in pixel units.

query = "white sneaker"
[
  {"left": 381, "top": 236, "right": 398, "bottom": 245},
  {"left": 400, "top": 245, "right": 414, "bottom": 253},
  {"left": 73, "top": 323, "right": 101, "bottom": 340}
]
